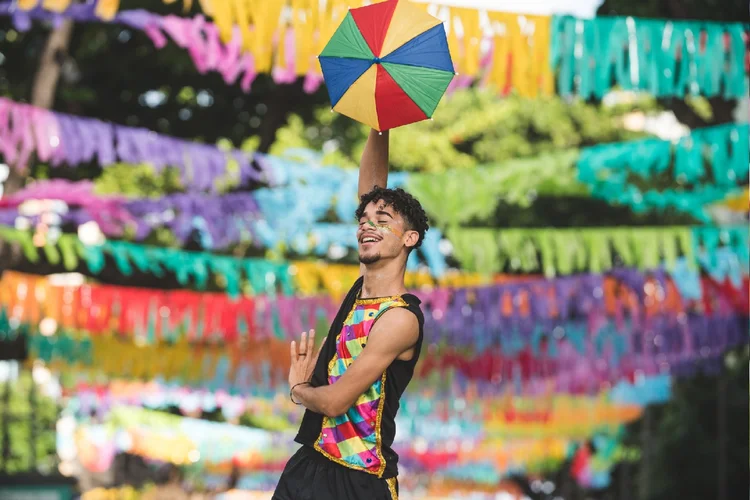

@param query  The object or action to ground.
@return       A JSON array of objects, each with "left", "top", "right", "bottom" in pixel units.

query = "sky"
[{"left": 425, "top": 0, "right": 604, "bottom": 18}]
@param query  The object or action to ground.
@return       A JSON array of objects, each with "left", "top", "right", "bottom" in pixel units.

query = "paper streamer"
[
  {"left": 0, "top": 98, "right": 273, "bottom": 191},
  {"left": 446, "top": 225, "right": 749, "bottom": 277},
  {"left": 2, "top": 264, "right": 746, "bottom": 344},
  {"left": 66, "top": 379, "right": 665, "bottom": 443},
  {"left": 9, "top": 2, "right": 557, "bottom": 97},
  {"left": 578, "top": 123, "right": 750, "bottom": 222},
  {"left": 0, "top": 179, "right": 133, "bottom": 235},
  {"left": 9, "top": 3, "right": 747, "bottom": 101},
  {"left": 0, "top": 227, "right": 292, "bottom": 296},
  {"left": 8, "top": 272, "right": 747, "bottom": 394},
  {"left": 405, "top": 150, "right": 583, "bottom": 227},
  {"left": 551, "top": 16, "right": 749, "bottom": 99},
  {"left": 123, "top": 192, "right": 261, "bottom": 249}
]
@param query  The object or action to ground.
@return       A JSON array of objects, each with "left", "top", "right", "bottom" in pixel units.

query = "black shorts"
[{"left": 272, "top": 445, "right": 399, "bottom": 500}]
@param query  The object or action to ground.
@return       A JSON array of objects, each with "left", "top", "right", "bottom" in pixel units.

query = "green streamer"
[
  {"left": 447, "top": 225, "right": 740, "bottom": 276},
  {"left": 406, "top": 151, "right": 584, "bottom": 228},
  {"left": 57, "top": 235, "right": 80, "bottom": 271},
  {"left": 552, "top": 16, "right": 749, "bottom": 99}
]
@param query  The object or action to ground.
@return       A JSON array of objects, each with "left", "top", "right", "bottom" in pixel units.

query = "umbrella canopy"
[{"left": 319, "top": 0, "right": 455, "bottom": 131}]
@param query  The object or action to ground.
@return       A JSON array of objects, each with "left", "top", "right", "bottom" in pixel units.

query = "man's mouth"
[{"left": 360, "top": 235, "right": 381, "bottom": 244}]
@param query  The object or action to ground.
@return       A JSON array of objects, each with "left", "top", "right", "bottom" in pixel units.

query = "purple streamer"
[
  {"left": 0, "top": 98, "right": 274, "bottom": 191},
  {"left": 124, "top": 192, "right": 260, "bottom": 249}
]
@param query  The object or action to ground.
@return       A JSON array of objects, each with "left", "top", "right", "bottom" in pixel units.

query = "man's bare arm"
[
  {"left": 292, "top": 308, "right": 418, "bottom": 417},
  {"left": 358, "top": 129, "right": 390, "bottom": 198}
]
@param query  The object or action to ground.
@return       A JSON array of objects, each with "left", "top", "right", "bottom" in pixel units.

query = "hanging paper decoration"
[
  {"left": 1, "top": 2, "right": 325, "bottom": 94},
  {"left": 89, "top": 406, "right": 281, "bottom": 466},
  {"left": 1, "top": 178, "right": 261, "bottom": 248},
  {"left": 148, "top": 0, "right": 556, "bottom": 97},
  {"left": 551, "top": 16, "right": 749, "bottom": 99},
  {"left": 444, "top": 8, "right": 553, "bottom": 97},
  {"left": 715, "top": 187, "right": 749, "bottom": 213},
  {"left": 4, "top": 264, "right": 747, "bottom": 345},
  {"left": 577, "top": 124, "right": 749, "bottom": 222},
  {"left": 692, "top": 225, "right": 750, "bottom": 285},
  {"left": 406, "top": 150, "right": 583, "bottom": 227},
  {"left": 0, "top": 98, "right": 273, "bottom": 191},
  {"left": 446, "top": 225, "right": 743, "bottom": 277},
  {"left": 123, "top": 192, "right": 261, "bottom": 249},
  {"left": 9, "top": 268, "right": 747, "bottom": 393},
  {"left": 0, "top": 227, "right": 292, "bottom": 296},
  {"left": 2, "top": 1, "right": 141, "bottom": 27},
  {"left": 0, "top": 179, "right": 133, "bottom": 236}
]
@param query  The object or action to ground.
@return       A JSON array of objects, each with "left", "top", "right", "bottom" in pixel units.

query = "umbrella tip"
[
  {"left": 378, "top": 131, "right": 383, "bottom": 135},
  {"left": 455, "top": 72, "right": 459, "bottom": 76}
]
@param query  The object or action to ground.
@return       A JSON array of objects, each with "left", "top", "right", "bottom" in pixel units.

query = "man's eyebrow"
[{"left": 375, "top": 210, "right": 393, "bottom": 219}]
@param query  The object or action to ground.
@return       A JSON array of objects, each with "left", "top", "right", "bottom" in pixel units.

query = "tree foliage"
[
  {"left": 271, "top": 89, "right": 658, "bottom": 172},
  {"left": 0, "top": 373, "right": 60, "bottom": 475}
]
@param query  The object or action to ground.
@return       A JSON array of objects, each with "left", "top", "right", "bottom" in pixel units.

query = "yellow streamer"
[
  {"left": 484, "top": 13, "right": 553, "bottom": 97},
  {"left": 42, "top": 0, "right": 72, "bottom": 12},
  {"left": 18, "top": 0, "right": 38, "bottom": 9},
  {"left": 76, "top": 0, "right": 549, "bottom": 94}
]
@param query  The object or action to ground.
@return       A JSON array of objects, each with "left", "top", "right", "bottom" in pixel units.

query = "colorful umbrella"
[{"left": 318, "top": 0, "right": 455, "bottom": 132}]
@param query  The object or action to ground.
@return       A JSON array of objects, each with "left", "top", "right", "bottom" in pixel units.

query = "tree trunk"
[{"left": 31, "top": 19, "right": 74, "bottom": 109}]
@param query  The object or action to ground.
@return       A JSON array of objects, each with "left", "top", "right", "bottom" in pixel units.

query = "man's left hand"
[{"left": 289, "top": 329, "right": 322, "bottom": 389}]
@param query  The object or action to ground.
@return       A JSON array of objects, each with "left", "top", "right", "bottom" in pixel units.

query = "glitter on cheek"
[{"left": 376, "top": 224, "right": 402, "bottom": 238}]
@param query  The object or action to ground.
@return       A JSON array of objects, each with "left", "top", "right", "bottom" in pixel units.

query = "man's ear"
[{"left": 403, "top": 230, "right": 419, "bottom": 249}]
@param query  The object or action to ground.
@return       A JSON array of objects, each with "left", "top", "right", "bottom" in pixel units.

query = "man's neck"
[{"left": 360, "top": 260, "right": 408, "bottom": 299}]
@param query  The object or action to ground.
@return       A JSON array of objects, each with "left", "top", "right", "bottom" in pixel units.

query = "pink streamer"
[{"left": 0, "top": 179, "right": 132, "bottom": 235}]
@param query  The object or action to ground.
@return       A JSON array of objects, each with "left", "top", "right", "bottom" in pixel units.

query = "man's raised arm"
[{"left": 358, "top": 129, "right": 390, "bottom": 197}]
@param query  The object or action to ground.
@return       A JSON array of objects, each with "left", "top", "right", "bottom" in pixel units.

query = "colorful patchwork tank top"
[{"left": 295, "top": 280, "right": 424, "bottom": 479}]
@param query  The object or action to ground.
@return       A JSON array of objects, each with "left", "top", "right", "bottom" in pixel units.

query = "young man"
[{"left": 272, "top": 129, "right": 429, "bottom": 500}]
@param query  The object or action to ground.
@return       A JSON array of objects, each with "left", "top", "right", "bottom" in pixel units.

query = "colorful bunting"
[
  {"left": 447, "top": 225, "right": 749, "bottom": 277},
  {"left": 0, "top": 98, "right": 273, "bottom": 191},
  {"left": 0, "top": 228, "right": 293, "bottom": 296},
  {"left": 551, "top": 16, "right": 748, "bottom": 99},
  {"left": 578, "top": 124, "right": 749, "bottom": 222}
]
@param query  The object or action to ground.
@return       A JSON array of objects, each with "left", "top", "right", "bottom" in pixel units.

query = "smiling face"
[{"left": 356, "top": 199, "right": 418, "bottom": 266}]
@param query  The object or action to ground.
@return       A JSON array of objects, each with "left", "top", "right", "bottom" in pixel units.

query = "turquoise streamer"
[
  {"left": 551, "top": 16, "right": 749, "bottom": 99},
  {"left": 578, "top": 124, "right": 749, "bottom": 221},
  {"left": 82, "top": 240, "right": 291, "bottom": 297},
  {"left": 691, "top": 225, "right": 749, "bottom": 287}
]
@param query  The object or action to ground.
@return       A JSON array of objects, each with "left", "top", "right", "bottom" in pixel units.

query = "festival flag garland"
[
  {"left": 551, "top": 16, "right": 749, "bottom": 99},
  {"left": 577, "top": 123, "right": 749, "bottom": 222},
  {"left": 3, "top": 268, "right": 746, "bottom": 392},
  {"left": 9, "top": 2, "right": 746, "bottom": 99},
  {"left": 0, "top": 98, "right": 272, "bottom": 191},
  {"left": 446, "top": 225, "right": 748, "bottom": 277}
]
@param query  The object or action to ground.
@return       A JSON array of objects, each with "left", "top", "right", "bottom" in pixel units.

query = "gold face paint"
[{"left": 366, "top": 220, "right": 403, "bottom": 238}]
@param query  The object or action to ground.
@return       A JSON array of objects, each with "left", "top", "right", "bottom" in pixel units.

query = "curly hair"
[{"left": 355, "top": 186, "right": 429, "bottom": 250}]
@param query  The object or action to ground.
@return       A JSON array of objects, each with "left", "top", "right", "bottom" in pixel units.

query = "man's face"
[{"left": 356, "top": 200, "right": 412, "bottom": 265}]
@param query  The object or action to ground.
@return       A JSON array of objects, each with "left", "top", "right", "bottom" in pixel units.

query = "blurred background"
[{"left": 0, "top": 0, "right": 748, "bottom": 499}]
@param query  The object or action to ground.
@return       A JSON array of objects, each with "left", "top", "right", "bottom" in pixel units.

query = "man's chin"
[{"left": 359, "top": 253, "right": 381, "bottom": 265}]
